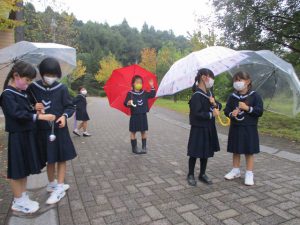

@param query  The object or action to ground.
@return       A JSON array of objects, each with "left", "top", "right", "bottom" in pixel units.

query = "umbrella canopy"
[
  {"left": 229, "top": 50, "right": 300, "bottom": 116},
  {"left": 156, "top": 46, "right": 249, "bottom": 97},
  {"left": 0, "top": 41, "right": 76, "bottom": 78},
  {"left": 104, "top": 64, "right": 158, "bottom": 115}
]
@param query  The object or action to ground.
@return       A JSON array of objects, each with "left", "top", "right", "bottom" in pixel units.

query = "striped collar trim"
[
  {"left": 32, "top": 81, "right": 63, "bottom": 91},
  {"left": 130, "top": 90, "right": 145, "bottom": 95},
  {"left": 3, "top": 88, "right": 28, "bottom": 98},
  {"left": 232, "top": 91, "right": 255, "bottom": 100},
  {"left": 193, "top": 90, "right": 212, "bottom": 99}
]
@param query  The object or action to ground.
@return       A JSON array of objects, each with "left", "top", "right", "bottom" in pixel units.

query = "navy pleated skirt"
[
  {"left": 129, "top": 113, "right": 148, "bottom": 132},
  {"left": 7, "top": 131, "right": 44, "bottom": 179},
  {"left": 37, "top": 126, "right": 77, "bottom": 164},
  {"left": 227, "top": 125, "right": 260, "bottom": 154},
  {"left": 75, "top": 109, "right": 90, "bottom": 121},
  {"left": 187, "top": 125, "right": 220, "bottom": 159}
]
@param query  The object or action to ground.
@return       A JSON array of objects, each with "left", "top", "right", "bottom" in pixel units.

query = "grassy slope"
[{"left": 155, "top": 98, "right": 300, "bottom": 142}]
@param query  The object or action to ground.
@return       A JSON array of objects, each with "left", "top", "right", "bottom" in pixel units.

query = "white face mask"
[
  {"left": 233, "top": 81, "right": 246, "bottom": 91},
  {"left": 81, "top": 90, "right": 87, "bottom": 95},
  {"left": 44, "top": 76, "right": 58, "bottom": 86},
  {"left": 205, "top": 78, "right": 214, "bottom": 89}
]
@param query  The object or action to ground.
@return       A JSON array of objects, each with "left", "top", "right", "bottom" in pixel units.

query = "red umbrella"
[{"left": 104, "top": 64, "right": 158, "bottom": 115}]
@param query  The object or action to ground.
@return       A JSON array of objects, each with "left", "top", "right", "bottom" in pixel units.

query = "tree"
[
  {"left": 70, "top": 60, "right": 86, "bottom": 82},
  {"left": 156, "top": 42, "right": 183, "bottom": 81},
  {"left": 139, "top": 48, "right": 157, "bottom": 74},
  {"left": 94, "top": 53, "right": 122, "bottom": 84},
  {"left": 0, "top": 0, "right": 23, "bottom": 30},
  {"left": 212, "top": 0, "right": 300, "bottom": 54}
]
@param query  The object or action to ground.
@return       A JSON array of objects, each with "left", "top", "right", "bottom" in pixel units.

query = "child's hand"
[
  {"left": 213, "top": 108, "right": 220, "bottom": 117},
  {"left": 38, "top": 114, "right": 56, "bottom": 122},
  {"left": 149, "top": 79, "right": 154, "bottom": 88},
  {"left": 209, "top": 96, "right": 216, "bottom": 106},
  {"left": 232, "top": 109, "right": 239, "bottom": 117},
  {"left": 35, "top": 103, "right": 44, "bottom": 111},
  {"left": 127, "top": 100, "right": 133, "bottom": 106},
  {"left": 56, "top": 116, "right": 66, "bottom": 128},
  {"left": 239, "top": 102, "right": 250, "bottom": 111}
]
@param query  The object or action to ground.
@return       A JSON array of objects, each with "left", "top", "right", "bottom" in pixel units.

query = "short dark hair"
[
  {"left": 131, "top": 75, "right": 143, "bottom": 86},
  {"left": 39, "top": 57, "right": 62, "bottom": 78},
  {"left": 3, "top": 60, "right": 37, "bottom": 90},
  {"left": 78, "top": 86, "right": 84, "bottom": 92},
  {"left": 233, "top": 71, "right": 252, "bottom": 89}
]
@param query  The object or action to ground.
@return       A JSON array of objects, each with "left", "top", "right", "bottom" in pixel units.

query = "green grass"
[{"left": 155, "top": 98, "right": 300, "bottom": 142}]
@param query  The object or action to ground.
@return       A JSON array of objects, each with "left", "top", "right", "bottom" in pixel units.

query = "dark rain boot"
[
  {"left": 142, "top": 138, "right": 147, "bottom": 153},
  {"left": 131, "top": 139, "right": 143, "bottom": 154}
]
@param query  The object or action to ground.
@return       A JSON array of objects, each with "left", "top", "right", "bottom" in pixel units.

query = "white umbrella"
[
  {"left": 156, "top": 46, "right": 249, "bottom": 97},
  {"left": 0, "top": 41, "right": 76, "bottom": 77}
]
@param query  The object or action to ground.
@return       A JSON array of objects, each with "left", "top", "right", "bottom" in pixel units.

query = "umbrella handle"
[
  {"left": 131, "top": 102, "right": 137, "bottom": 107},
  {"left": 217, "top": 115, "right": 230, "bottom": 126}
]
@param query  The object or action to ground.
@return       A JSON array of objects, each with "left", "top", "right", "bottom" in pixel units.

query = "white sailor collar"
[
  {"left": 32, "top": 80, "right": 63, "bottom": 91},
  {"left": 193, "top": 88, "right": 212, "bottom": 99},
  {"left": 130, "top": 90, "right": 145, "bottom": 95},
  {"left": 232, "top": 91, "right": 255, "bottom": 100},
  {"left": 2, "top": 86, "right": 28, "bottom": 98}
]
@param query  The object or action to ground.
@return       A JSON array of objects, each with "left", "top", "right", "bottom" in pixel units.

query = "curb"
[
  {"left": 154, "top": 112, "right": 300, "bottom": 163},
  {"left": 7, "top": 172, "right": 58, "bottom": 225}
]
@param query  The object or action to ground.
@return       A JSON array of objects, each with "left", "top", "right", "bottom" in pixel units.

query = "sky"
[{"left": 29, "top": 0, "right": 214, "bottom": 36}]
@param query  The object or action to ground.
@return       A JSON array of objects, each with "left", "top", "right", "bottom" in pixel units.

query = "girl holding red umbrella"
[{"left": 124, "top": 75, "right": 156, "bottom": 154}]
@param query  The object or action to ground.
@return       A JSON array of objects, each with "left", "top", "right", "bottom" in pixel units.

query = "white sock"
[
  {"left": 22, "top": 192, "right": 27, "bottom": 198},
  {"left": 246, "top": 170, "right": 253, "bottom": 175},
  {"left": 232, "top": 168, "right": 240, "bottom": 173},
  {"left": 56, "top": 183, "right": 64, "bottom": 191},
  {"left": 74, "top": 128, "right": 79, "bottom": 132},
  {"left": 49, "top": 180, "right": 57, "bottom": 186},
  {"left": 14, "top": 196, "right": 24, "bottom": 204}
]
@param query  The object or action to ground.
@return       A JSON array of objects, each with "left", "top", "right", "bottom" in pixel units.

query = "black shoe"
[
  {"left": 142, "top": 138, "right": 147, "bottom": 153},
  {"left": 83, "top": 132, "right": 92, "bottom": 137},
  {"left": 199, "top": 174, "right": 213, "bottom": 185},
  {"left": 187, "top": 174, "right": 197, "bottom": 186},
  {"left": 73, "top": 130, "right": 81, "bottom": 136}
]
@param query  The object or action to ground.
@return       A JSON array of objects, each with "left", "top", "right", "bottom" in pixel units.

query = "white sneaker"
[
  {"left": 224, "top": 168, "right": 241, "bottom": 180},
  {"left": 245, "top": 171, "right": 254, "bottom": 186},
  {"left": 46, "top": 180, "right": 70, "bottom": 192},
  {"left": 23, "top": 193, "right": 39, "bottom": 207},
  {"left": 46, "top": 188, "right": 66, "bottom": 205},
  {"left": 11, "top": 199, "right": 39, "bottom": 214}
]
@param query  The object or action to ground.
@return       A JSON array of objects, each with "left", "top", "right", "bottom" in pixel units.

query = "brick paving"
[
  {"left": 1, "top": 97, "right": 300, "bottom": 225},
  {"left": 58, "top": 97, "right": 300, "bottom": 225}
]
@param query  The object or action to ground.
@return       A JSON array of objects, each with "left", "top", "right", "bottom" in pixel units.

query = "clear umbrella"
[
  {"left": 229, "top": 50, "right": 300, "bottom": 117},
  {"left": 0, "top": 41, "right": 76, "bottom": 79},
  {"left": 157, "top": 46, "right": 300, "bottom": 117}
]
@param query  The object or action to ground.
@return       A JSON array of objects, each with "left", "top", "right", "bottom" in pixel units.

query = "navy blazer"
[
  {"left": 28, "top": 80, "right": 75, "bottom": 130},
  {"left": 124, "top": 88, "right": 156, "bottom": 114},
  {"left": 189, "top": 88, "right": 222, "bottom": 127},
  {"left": 0, "top": 86, "right": 37, "bottom": 132},
  {"left": 224, "top": 91, "right": 263, "bottom": 126}
]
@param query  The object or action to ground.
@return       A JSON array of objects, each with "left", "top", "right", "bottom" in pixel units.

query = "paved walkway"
[{"left": 3, "top": 97, "right": 300, "bottom": 225}]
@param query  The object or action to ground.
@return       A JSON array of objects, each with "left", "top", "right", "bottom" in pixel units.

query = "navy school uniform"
[
  {"left": 73, "top": 94, "right": 90, "bottom": 121},
  {"left": 224, "top": 91, "right": 263, "bottom": 154},
  {"left": 28, "top": 80, "right": 77, "bottom": 164},
  {"left": 187, "top": 88, "right": 221, "bottom": 159},
  {"left": 0, "top": 86, "right": 44, "bottom": 179},
  {"left": 124, "top": 88, "right": 156, "bottom": 132}
]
